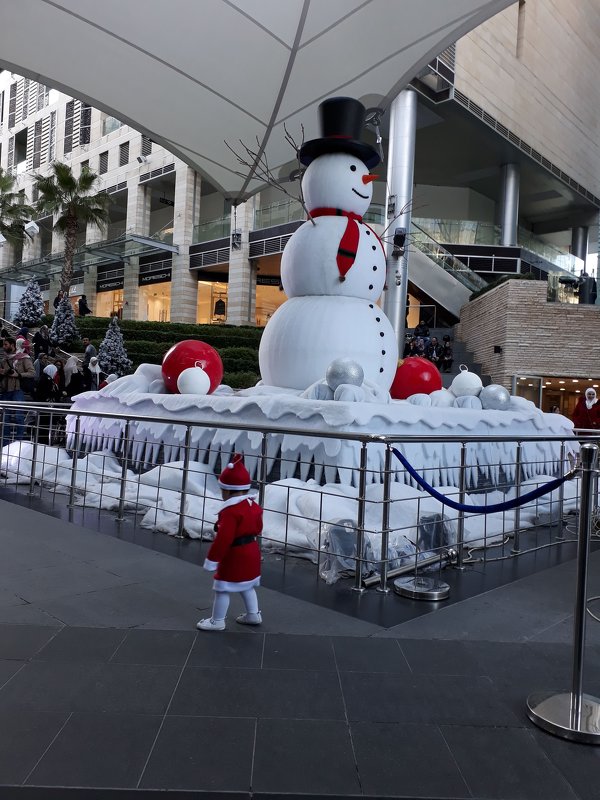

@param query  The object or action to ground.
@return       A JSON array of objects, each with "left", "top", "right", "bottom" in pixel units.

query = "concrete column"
[
  {"left": 383, "top": 88, "right": 418, "bottom": 350},
  {"left": 571, "top": 226, "right": 589, "bottom": 263},
  {"left": 170, "top": 165, "right": 202, "bottom": 323},
  {"left": 499, "top": 163, "right": 520, "bottom": 246},
  {"left": 227, "top": 200, "right": 255, "bottom": 326},
  {"left": 83, "top": 267, "right": 98, "bottom": 315},
  {"left": 120, "top": 182, "right": 151, "bottom": 320}
]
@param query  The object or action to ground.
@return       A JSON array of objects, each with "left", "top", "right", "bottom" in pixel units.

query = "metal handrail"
[
  {"left": 410, "top": 221, "right": 486, "bottom": 292},
  {"left": 0, "top": 316, "right": 82, "bottom": 365}
]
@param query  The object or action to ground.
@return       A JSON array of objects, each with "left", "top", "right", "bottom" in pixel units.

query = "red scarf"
[{"left": 310, "top": 207, "right": 363, "bottom": 281}]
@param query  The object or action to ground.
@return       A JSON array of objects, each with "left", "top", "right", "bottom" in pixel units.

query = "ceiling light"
[
  {"left": 560, "top": 388, "right": 565, "bottom": 391},
  {"left": 576, "top": 390, "right": 581, "bottom": 393},
  {"left": 559, "top": 380, "right": 565, "bottom": 384},
  {"left": 572, "top": 379, "right": 579, "bottom": 383}
]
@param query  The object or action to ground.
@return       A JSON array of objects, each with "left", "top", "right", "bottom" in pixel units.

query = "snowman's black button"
[
  {"left": 382, "top": 350, "right": 386, "bottom": 355},
  {"left": 372, "top": 266, "right": 377, "bottom": 271},
  {"left": 369, "top": 304, "right": 374, "bottom": 308},
  {"left": 376, "top": 317, "right": 380, "bottom": 322},
  {"left": 379, "top": 332, "right": 384, "bottom": 337},
  {"left": 379, "top": 368, "right": 384, "bottom": 373},
  {"left": 369, "top": 284, "right": 373, "bottom": 290},
  {"left": 372, "top": 245, "right": 376, "bottom": 251},
  {"left": 366, "top": 230, "right": 371, "bottom": 235}
]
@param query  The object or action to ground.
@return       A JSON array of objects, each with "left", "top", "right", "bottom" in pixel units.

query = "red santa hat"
[{"left": 218, "top": 453, "right": 251, "bottom": 491}]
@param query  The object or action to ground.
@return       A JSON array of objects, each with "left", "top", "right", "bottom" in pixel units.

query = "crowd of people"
[
  {"left": 0, "top": 325, "right": 110, "bottom": 446},
  {"left": 403, "top": 320, "right": 454, "bottom": 373}
]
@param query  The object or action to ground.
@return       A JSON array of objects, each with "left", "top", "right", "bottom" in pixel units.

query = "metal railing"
[
  {"left": 0, "top": 400, "right": 590, "bottom": 595},
  {"left": 410, "top": 221, "right": 487, "bottom": 292},
  {"left": 192, "top": 216, "right": 230, "bottom": 244}
]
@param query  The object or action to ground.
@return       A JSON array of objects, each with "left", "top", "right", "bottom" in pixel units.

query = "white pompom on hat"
[{"left": 218, "top": 453, "right": 251, "bottom": 491}]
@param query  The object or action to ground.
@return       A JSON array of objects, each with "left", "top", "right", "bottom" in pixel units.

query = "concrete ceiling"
[{"left": 0, "top": 0, "right": 514, "bottom": 203}]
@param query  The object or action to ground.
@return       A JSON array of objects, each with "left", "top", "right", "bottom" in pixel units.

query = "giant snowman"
[{"left": 259, "top": 97, "right": 398, "bottom": 392}]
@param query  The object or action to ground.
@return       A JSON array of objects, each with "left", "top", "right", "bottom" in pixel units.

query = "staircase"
[{"left": 419, "top": 326, "right": 492, "bottom": 390}]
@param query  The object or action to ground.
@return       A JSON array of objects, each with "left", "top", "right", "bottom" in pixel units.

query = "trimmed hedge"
[{"left": 468, "top": 272, "right": 535, "bottom": 301}]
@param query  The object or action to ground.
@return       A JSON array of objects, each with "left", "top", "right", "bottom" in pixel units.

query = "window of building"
[
  {"left": 14, "top": 128, "right": 27, "bottom": 170},
  {"left": 79, "top": 103, "right": 91, "bottom": 145},
  {"left": 22, "top": 79, "right": 30, "bottom": 120},
  {"left": 7, "top": 136, "right": 14, "bottom": 174},
  {"left": 99, "top": 151, "right": 109, "bottom": 174},
  {"left": 8, "top": 83, "right": 16, "bottom": 129},
  {"left": 119, "top": 141, "right": 129, "bottom": 167},
  {"left": 141, "top": 135, "right": 152, "bottom": 157},
  {"left": 102, "top": 115, "right": 122, "bottom": 136},
  {"left": 48, "top": 110, "right": 56, "bottom": 161},
  {"left": 81, "top": 159, "right": 89, "bottom": 173},
  {"left": 32, "top": 119, "right": 42, "bottom": 169},
  {"left": 64, "top": 99, "right": 75, "bottom": 154},
  {"left": 37, "top": 83, "right": 49, "bottom": 112},
  {"left": 0, "top": 91, "right": 4, "bottom": 126}
]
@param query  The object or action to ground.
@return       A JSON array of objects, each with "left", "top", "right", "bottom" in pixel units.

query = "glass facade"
[{"left": 139, "top": 282, "right": 171, "bottom": 322}]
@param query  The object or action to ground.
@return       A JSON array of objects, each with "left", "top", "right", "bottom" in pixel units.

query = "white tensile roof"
[{"left": 0, "top": 0, "right": 514, "bottom": 201}]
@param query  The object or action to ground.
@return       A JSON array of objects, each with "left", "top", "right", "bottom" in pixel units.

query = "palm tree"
[
  {"left": 0, "top": 167, "right": 35, "bottom": 247},
  {"left": 34, "top": 161, "right": 111, "bottom": 294}
]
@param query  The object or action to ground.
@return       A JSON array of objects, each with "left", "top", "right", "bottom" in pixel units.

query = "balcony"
[{"left": 193, "top": 216, "right": 230, "bottom": 244}]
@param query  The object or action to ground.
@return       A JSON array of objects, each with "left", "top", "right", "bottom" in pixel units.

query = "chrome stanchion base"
[
  {"left": 527, "top": 691, "right": 600, "bottom": 744},
  {"left": 393, "top": 575, "right": 450, "bottom": 601}
]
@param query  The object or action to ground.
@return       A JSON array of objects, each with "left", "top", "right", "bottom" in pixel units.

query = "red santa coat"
[
  {"left": 204, "top": 494, "right": 262, "bottom": 591},
  {"left": 572, "top": 398, "right": 600, "bottom": 430}
]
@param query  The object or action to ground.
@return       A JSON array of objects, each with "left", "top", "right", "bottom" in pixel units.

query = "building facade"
[{"left": 0, "top": 0, "right": 598, "bottom": 335}]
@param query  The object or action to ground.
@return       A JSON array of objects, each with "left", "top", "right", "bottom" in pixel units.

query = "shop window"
[
  {"left": 255, "top": 282, "right": 286, "bottom": 327},
  {"left": 96, "top": 289, "right": 123, "bottom": 318},
  {"left": 197, "top": 281, "right": 228, "bottom": 324},
  {"left": 140, "top": 282, "right": 171, "bottom": 322}
]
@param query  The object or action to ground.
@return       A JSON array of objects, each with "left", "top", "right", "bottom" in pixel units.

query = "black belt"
[{"left": 232, "top": 535, "right": 258, "bottom": 547}]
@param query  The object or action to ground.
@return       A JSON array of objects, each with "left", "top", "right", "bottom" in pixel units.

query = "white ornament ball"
[
  {"left": 177, "top": 366, "right": 211, "bottom": 395},
  {"left": 480, "top": 383, "right": 511, "bottom": 411},
  {"left": 453, "top": 395, "right": 483, "bottom": 410},
  {"left": 326, "top": 358, "right": 364, "bottom": 391},
  {"left": 450, "top": 365, "right": 483, "bottom": 397},
  {"left": 429, "top": 389, "right": 455, "bottom": 407}
]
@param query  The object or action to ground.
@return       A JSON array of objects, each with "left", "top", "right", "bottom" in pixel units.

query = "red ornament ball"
[
  {"left": 390, "top": 357, "right": 442, "bottom": 400},
  {"left": 162, "top": 340, "right": 223, "bottom": 394}
]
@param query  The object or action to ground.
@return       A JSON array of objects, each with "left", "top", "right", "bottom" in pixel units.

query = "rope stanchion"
[{"left": 391, "top": 447, "right": 575, "bottom": 514}]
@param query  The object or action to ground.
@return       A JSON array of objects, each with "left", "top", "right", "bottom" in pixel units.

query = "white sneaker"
[
  {"left": 236, "top": 612, "right": 262, "bottom": 626},
  {"left": 196, "top": 617, "right": 226, "bottom": 631}
]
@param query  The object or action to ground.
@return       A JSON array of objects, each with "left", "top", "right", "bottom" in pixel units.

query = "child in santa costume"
[{"left": 197, "top": 454, "right": 263, "bottom": 631}]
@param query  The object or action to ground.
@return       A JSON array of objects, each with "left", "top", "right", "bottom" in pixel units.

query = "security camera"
[
  {"left": 392, "top": 227, "right": 407, "bottom": 258},
  {"left": 137, "top": 155, "right": 149, "bottom": 164}
]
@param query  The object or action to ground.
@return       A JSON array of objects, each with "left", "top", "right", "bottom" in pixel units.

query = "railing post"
[
  {"left": 28, "top": 413, "right": 41, "bottom": 497},
  {"left": 353, "top": 441, "right": 369, "bottom": 593},
  {"left": 511, "top": 442, "right": 522, "bottom": 553},
  {"left": 258, "top": 433, "right": 268, "bottom": 508},
  {"left": 116, "top": 420, "right": 131, "bottom": 522},
  {"left": 455, "top": 442, "right": 467, "bottom": 570},
  {"left": 377, "top": 444, "right": 393, "bottom": 594},
  {"left": 527, "top": 443, "right": 600, "bottom": 743},
  {"left": 176, "top": 425, "right": 193, "bottom": 538},
  {"left": 556, "top": 441, "right": 566, "bottom": 541},
  {"left": 68, "top": 415, "right": 81, "bottom": 507}
]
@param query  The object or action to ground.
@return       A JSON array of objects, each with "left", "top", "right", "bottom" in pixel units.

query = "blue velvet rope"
[{"left": 391, "top": 447, "right": 569, "bottom": 514}]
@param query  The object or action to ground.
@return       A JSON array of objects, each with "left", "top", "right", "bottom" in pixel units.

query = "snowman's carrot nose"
[{"left": 362, "top": 174, "right": 378, "bottom": 184}]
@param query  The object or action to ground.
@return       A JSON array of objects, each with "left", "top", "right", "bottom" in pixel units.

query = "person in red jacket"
[
  {"left": 197, "top": 454, "right": 263, "bottom": 631},
  {"left": 572, "top": 387, "right": 600, "bottom": 430}
]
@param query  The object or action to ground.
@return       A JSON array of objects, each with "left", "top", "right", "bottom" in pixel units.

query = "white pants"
[{"left": 212, "top": 588, "right": 259, "bottom": 621}]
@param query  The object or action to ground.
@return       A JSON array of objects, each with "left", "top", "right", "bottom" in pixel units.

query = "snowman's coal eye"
[{"left": 350, "top": 165, "right": 357, "bottom": 172}]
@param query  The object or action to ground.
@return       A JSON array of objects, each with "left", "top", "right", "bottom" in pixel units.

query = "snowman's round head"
[{"left": 303, "top": 153, "right": 375, "bottom": 217}]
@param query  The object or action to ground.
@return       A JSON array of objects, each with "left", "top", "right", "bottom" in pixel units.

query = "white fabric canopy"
[{"left": 0, "top": 0, "right": 513, "bottom": 201}]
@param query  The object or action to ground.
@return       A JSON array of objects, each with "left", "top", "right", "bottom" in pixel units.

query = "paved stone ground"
[{"left": 1, "top": 498, "right": 600, "bottom": 798}]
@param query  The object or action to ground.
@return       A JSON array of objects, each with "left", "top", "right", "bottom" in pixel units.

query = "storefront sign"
[
  {"left": 139, "top": 268, "right": 172, "bottom": 286},
  {"left": 256, "top": 276, "right": 281, "bottom": 286},
  {"left": 97, "top": 277, "right": 124, "bottom": 292}
]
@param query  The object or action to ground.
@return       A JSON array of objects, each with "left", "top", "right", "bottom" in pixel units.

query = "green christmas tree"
[
  {"left": 14, "top": 278, "right": 45, "bottom": 327},
  {"left": 98, "top": 315, "right": 132, "bottom": 376}
]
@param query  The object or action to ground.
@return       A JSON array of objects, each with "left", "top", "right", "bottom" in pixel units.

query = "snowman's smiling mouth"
[{"left": 352, "top": 188, "right": 369, "bottom": 199}]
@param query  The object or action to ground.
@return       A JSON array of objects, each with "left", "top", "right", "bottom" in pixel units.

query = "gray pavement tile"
[
  {"left": 0, "top": 624, "right": 60, "bottom": 660},
  {"left": 0, "top": 562, "right": 134, "bottom": 605},
  {"left": 110, "top": 629, "right": 195, "bottom": 665},
  {"left": 0, "top": 661, "right": 102, "bottom": 712},
  {"left": 262, "top": 633, "right": 335, "bottom": 671},
  {"left": 399, "top": 638, "right": 491, "bottom": 676},
  {"left": 170, "top": 666, "right": 345, "bottom": 719},
  {"left": 26, "top": 712, "right": 162, "bottom": 789},
  {"left": 71, "top": 662, "right": 181, "bottom": 715},
  {"left": 530, "top": 726, "right": 600, "bottom": 800},
  {"left": 351, "top": 721, "right": 470, "bottom": 798},
  {"left": 252, "top": 719, "right": 360, "bottom": 795},
  {"left": 188, "top": 631, "right": 264, "bottom": 668},
  {"left": 340, "top": 671, "right": 522, "bottom": 727},
  {"left": 0, "top": 604, "right": 65, "bottom": 626},
  {"left": 0, "top": 659, "right": 25, "bottom": 689},
  {"left": 0, "top": 589, "right": 28, "bottom": 607},
  {"left": 0, "top": 710, "right": 69, "bottom": 785},
  {"left": 441, "top": 724, "right": 579, "bottom": 799},
  {"left": 333, "top": 635, "right": 410, "bottom": 673},
  {"left": 34, "top": 626, "right": 126, "bottom": 662},
  {"left": 38, "top": 582, "right": 199, "bottom": 628},
  {"left": 139, "top": 715, "right": 255, "bottom": 792}
]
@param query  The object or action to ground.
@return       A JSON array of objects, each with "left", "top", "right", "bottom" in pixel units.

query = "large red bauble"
[
  {"left": 162, "top": 340, "right": 223, "bottom": 394},
  {"left": 390, "top": 357, "right": 442, "bottom": 400}
]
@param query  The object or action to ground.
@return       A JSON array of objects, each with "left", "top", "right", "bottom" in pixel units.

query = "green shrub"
[{"left": 223, "top": 371, "right": 260, "bottom": 389}]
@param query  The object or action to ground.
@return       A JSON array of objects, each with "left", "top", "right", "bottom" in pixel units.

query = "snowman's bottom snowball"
[{"left": 259, "top": 295, "right": 398, "bottom": 391}]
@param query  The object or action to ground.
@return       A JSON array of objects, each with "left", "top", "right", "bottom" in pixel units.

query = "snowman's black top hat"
[{"left": 298, "top": 97, "right": 380, "bottom": 169}]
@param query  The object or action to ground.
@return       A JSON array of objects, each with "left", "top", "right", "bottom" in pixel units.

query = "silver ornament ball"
[
  {"left": 480, "top": 383, "right": 511, "bottom": 410},
  {"left": 326, "top": 358, "right": 364, "bottom": 390}
]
